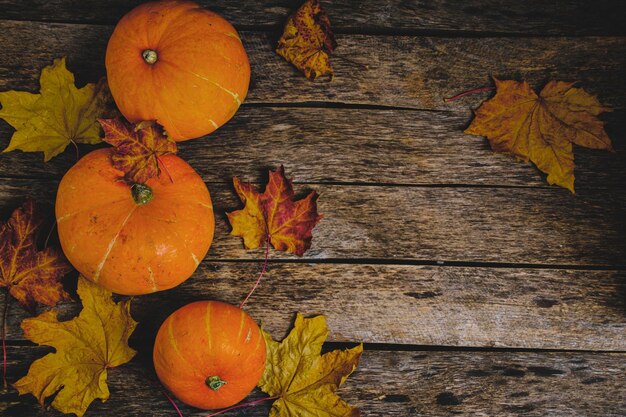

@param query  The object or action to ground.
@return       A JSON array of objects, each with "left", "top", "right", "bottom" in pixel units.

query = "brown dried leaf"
[
  {"left": 276, "top": 0, "right": 337, "bottom": 80},
  {"left": 99, "top": 117, "right": 177, "bottom": 183},
  {"left": 0, "top": 199, "right": 72, "bottom": 310}
]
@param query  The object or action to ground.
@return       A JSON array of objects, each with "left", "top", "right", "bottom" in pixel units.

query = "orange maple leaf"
[
  {"left": 99, "top": 117, "right": 177, "bottom": 184},
  {"left": 0, "top": 199, "right": 72, "bottom": 310},
  {"left": 465, "top": 78, "right": 613, "bottom": 193},
  {"left": 276, "top": 0, "right": 337, "bottom": 80},
  {"left": 227, "top": 166, "right": 322, "bottom": 256}
]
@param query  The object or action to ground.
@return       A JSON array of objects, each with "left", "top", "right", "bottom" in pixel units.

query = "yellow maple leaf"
[
  {"left": 259, "top": 313, "right": 363, "bottom": 417},
  {"left": 14, "top": 276, "right": 137, "bottom": 416},
  {"left": 276, "top": 0, "right": 337, "bottom": 80},
  {"left": 465, "top": 78, "right": 613, "bottom": 193},
  {"left": 0, "top": 57, "right": 110, "bottom": 161}
]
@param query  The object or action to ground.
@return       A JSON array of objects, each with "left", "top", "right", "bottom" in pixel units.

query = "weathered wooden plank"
[
  {"left": 2, "top": 107, "right": 623, "bottom": 188},
  {"left": 1, "top": 0, "right": 625, "bottom": 36},
  {"left": 5, "top": 264, "right": 626, "bottom": 350},
  {"left": 1, "top": 21, "right": 626, "bottom": 111},
  {"left": 0, "top": 180, "right": 624, "bottom": 265},
  {"left": 3, "top": 346, "right": 625, "bottom": 416}
]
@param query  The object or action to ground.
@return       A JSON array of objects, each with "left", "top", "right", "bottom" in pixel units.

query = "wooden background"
[{"left": 1, "top": 1, "right": 626, "bottom": 416}]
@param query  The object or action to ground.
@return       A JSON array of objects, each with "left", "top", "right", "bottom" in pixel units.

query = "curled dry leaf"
[
  {"left": 0, "top": 199, "right": 72, "bottom": 310},
  {"left": 0, "top": 57, "right": 112, "bottom": 161},
  {"left": 227, "top": 166, "right": 322, "bottom": 256},
  {"left": 14, "top": 276, "right": 137, "bottom": 417},
  {"left": 99, "top": 117, "right": 177, "bottom": 184},
  {"left": 465, "top": 78, "right": 613, "bottom": 193},
  {"left": 259, "top": 313, "right": 363, "bottom": 417},
  {"left": 276, "top": 0, "right": 337, "bottom": 80}
]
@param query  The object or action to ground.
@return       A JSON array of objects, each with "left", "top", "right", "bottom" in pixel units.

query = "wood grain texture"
[
  {"left": 1, "top": 107, "right": 624, "bottom": 190},
  {"left": 2, "top": 346, "right": 625, "bottom": 416},
  {"left": 1, "top": 180, "right": 624, "bottom": 265},
  {"left": 1, "top": 21, "right": 625, "bottom": 112},
  {"left": 1, "top": 0, "right": 626, "bottom": 36},
  {"left": 4, "top": 264, "right": 626, "bottom": 350}
]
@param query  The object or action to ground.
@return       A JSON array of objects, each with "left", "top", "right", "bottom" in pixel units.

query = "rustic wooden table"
[{"left": 1, "top": 1, "right": 626, "bottom": 416}]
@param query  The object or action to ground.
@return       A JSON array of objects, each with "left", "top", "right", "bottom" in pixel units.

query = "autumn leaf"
[
  {"left": 0, "top": 199, "right": 72, "bottom": 310},
  {"left": 465, "top": 78, "right": 613, "bottom": 193},
  {"left": 0, "top": 57, "right": 112, "bottom": 161},
  {"left": 259, "top": 313, "right": 363, "bottom": 417},
  {"left": 227, "top": 166, "right": 322, "bottom": 256},
  {"left": 99, "top": 117, "right": 177, "bottom": 183},
  {"left": 277, "top": 0, "right": 337, "bottom": 80},
  {"left": 14, "top": 276, "right": 137, "bottom": 417}
]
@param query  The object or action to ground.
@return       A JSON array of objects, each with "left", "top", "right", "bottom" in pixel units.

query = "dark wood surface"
[{"left": 1, "top": 1, "right": 625, "bottom": 416}]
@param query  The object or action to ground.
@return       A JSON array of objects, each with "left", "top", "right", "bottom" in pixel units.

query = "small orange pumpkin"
[
  {"left": 105, "top": 0, "right": 250, "bottom": 141},
  {"left": 154, "top": 301, "right": 267, "bottom": 409},
  {"left": 55, "top": 148, "right": 214, "bottom": 295}
]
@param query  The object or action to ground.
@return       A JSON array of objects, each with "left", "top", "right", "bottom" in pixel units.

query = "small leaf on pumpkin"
[
  {"left": 259, "top": 313, "right": 363, "bottom": 417},
  {"left": 227, "top": 166, "right": 322, "bottom": 256},
  {"left": 14, "top": 276, "right": 137, "bottom": 417},
  {"left": 0, "top": 199, "right": 72, "bottom": 310},
  {"left": 276, "top": 0, "right": 337, "bottom": 80},
  {"left": 99, "top": 117, "right": 177, "bottom": 184},
  {"left": 465, "top": 78, "right": 613, "bottom": 193},
  {"left": 0, "top": 57, "right": 112, "bottom": 161}
]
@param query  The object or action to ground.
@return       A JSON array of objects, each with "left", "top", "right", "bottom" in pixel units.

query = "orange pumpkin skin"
[
  {"left": 154, "top": 301, "right": 267, "bottom": 409},
  {"left": 55, "top": 148, "right": 214, "bottom": 295},
  {"left": 105, "top": 0, "right": 250, "bottom": 141}
]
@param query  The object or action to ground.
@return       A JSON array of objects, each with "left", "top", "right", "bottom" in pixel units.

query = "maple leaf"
[
  {"left": 465, "top": 78, "right": 613, "bottom": 193},
  {"left": 259, "top": 313, "right": 363, "bottom": 417},
  {"left": 0, "top": 57, "right": 112, "bottom": 161},
  {"left": 14, "top": 275, "right": 137, "bottom": 417},
  {"left": 276, "top": 0, "right": 337, "bottom": 80},
  {"left": 99, "top": 117, "right": 177, "bottom": 183},
  {"left": 227, "top": 166, "right": 322, "bottom": 256},
  {"left": 0, "top": 199, "right": 72, "bottom": 310}
]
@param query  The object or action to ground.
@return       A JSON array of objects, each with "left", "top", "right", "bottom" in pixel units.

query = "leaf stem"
[
  {"left": 239, "top": 234, "right": 270, "bottom": 309},
  {"left": 44, "top": 220, "right": 57, "bottom": 249},
  {"left": 157, "top": 155, "right": 174, "bottom": 184},
  {"left": 2, "top": 289, "right": 9, "bottom": 391},
  {"left": 444, "top": 86, "right": 495, "bottom": 102},
  {"left": 205, "top": 395, "right": 279, "bottom": 417},
  {"left": 69, "top": 139, "right": 80, "bottom": 161},
  {"left": 161, "top": 388, "right": 184, "bottom": 417}
]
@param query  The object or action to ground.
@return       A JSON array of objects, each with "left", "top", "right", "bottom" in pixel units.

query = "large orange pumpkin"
[
  {"left": 105, "top": 0, "right": 250, "bottom": 141},
  {"left": 154, "top": 301, "right": 266, "bottom": 409},
  {"left": 55, "top": 148, "right": 214, "bottom": 295}
]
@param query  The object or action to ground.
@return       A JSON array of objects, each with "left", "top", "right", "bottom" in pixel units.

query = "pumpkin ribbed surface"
[
  {"left": 153, "top": 301, "right": 267, "bottom": 409},
  {"left": 105, "top": 0, "right": 250, "bottom": 140},
  {"left": 55, "top": 148, "right": 214, "bottom": 295}
]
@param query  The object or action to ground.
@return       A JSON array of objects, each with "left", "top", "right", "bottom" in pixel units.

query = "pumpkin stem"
[
  {"left": 206, "top": 375, "right": 227, "bottom": 391},
  {"left": 131, "top": 183, "right": 154, "bottom": 205},
  {"left": 142, "top": 49, "right": 158, "bottom": 65}
]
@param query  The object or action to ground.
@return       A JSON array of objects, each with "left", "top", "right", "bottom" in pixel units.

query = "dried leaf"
[
  {"left": 276, "top": 0, "right": 337, "bottom": 80},
  {"left": 0, "top": 57, "right": 111, "bottom": 161},
  {"left": 0, "top": 199, "right": 72, "bottom": 310},
  {"left": 14, "top": 276, "right": 137, "bottom": 417},
  {"left": 227, "top": 166, "right": 322, "bottom": 256},
  {"left": 99, "top": 117, "right": 177, "bottom": 183},
  {"left": 465, "top": 78, "right": 613, "bottom": 193},
  {"left": 259, "top": 313, "right": 362, "bottom": 417}
]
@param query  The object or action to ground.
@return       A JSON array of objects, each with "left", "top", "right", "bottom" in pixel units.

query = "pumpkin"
[
  {"left": 105, "top": 0, "right": 250, "bottom": 141},
  {"left": 154, "top": 301, "right": 266, "bottom": 409},
  {"left": 55, "top": 148, "right": 214, "bottom": 295}
]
